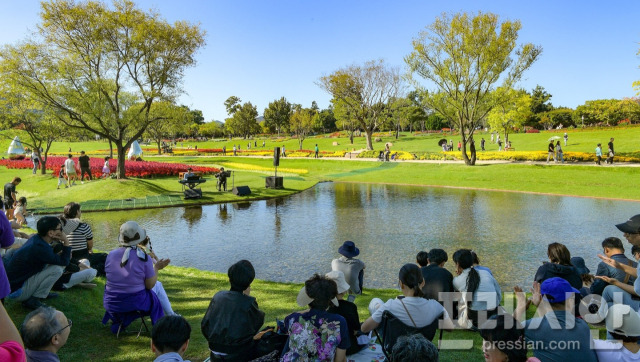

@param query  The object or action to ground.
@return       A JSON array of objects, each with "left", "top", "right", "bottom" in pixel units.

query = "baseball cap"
[
  {"left": 616, "top": 215, "right": 640, "bottom": 234},
  {"left": 606, "top": 304, "right": 640, "bottom": 337},
  {"left": 540, "top": 277, "right": 580, "bottom": 303}
]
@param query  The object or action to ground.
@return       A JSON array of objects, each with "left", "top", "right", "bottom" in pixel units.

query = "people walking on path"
[
  {"left": 556, "top": 141, "right": 564, "bottom": 163},
  {"left": 64, "top": 155, "right": 77, "bottom": 186},
  {"left": 606, "top": 138, "right": 615, "bottom": 164},
  {"left": 481, "top": 138, "right": 485, "bottom": 151},
  {"left": 314, "top": 144, "right": 319, "bottom": 158},
  {"left": 78, "top": 151, "right": 92, "bottom": 183},
  {"left": 31, "top": 153, "right": 40, "bottom": 175},
  {"left": 595, "top": 143, "right": 602, "bottom": 165},
  {"left": 564, "top": 132, "right": 568, "bottom": 146},
  {"left": 547, "top": 141, "right": 556, "bottom": 163}
]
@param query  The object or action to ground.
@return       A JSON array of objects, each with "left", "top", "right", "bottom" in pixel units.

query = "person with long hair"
[
  {"left": 534, "top": 242, "right": 582, "bottom": 289},
  {"left": 479, "top": 314, "right": 539, "bottom": 362},
  {"left": 361, "top": 263, "right": 453, "bottom": 334},
  {"left": 452, "top": 249, "right": 501, "bottom": 328},
  {"left": 281, "top": 274, "right": 349, "bottom": 362}
]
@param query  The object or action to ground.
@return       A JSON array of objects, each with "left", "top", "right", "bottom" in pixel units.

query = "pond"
[{"left": 53, "top": 182, "right": 639, "bottom": 290}]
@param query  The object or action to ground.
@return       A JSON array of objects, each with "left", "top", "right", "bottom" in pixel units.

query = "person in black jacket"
[
  {"left": 326, "top": 270, "right": 363, "bottom": 355},
  {"left": 534, "top": 242, "right": 582, "bottom": 290},
  {"left": 201, "top": 260, "right": 264, "bottom": 361},
  {"left": 420, "top": 249, "right": 454, "bottom": 304}
]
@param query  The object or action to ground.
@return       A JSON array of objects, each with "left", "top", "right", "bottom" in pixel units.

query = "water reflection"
[{"left": 74, "top": 182, "right": 640, "bottom": 290}]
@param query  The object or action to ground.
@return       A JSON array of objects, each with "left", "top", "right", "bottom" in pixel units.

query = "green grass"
[{"left": 6, "top": 265, "right": 574, "bottom": 362}]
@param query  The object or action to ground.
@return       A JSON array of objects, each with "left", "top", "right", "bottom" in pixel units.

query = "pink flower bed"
[{"left": 0, "top": 157, "right": 219, "bottom": 178}]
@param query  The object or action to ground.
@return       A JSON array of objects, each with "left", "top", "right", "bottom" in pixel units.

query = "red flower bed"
[
  {"left": 526, "top": 129, "right": 540, "bottom": 133},
  {"left": 0, "top": 157, "right": 219, "bottom": 178}
]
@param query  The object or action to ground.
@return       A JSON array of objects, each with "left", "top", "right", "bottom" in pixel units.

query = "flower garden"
[
  {"left": 358, "top": 150, "right": 640, "bottom": 162},
  {"left": 0, "top": 157, "right": 219, "bottom": 178}
]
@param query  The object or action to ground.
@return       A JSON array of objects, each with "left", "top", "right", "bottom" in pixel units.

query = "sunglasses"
[{"left": 49, "top": 319, "right": 72, "bottom": 340}]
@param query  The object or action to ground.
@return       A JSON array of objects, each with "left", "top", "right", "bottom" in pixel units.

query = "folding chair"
[
  {"left": 373, "top": 310, "right": 443, "bottom": 360},
  {"left": 102, "top": 310, "right": 150, "bottom": 338}
]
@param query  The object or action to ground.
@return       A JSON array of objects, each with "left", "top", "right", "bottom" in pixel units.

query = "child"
[
  {"left": 13, "top": 197, "right": 28, "bottom": 225},
  {"left": 57, "top": 165, "right": 68, "bottom": 189},
  {"left": 102, "top": 156, "right": 110, "bottom": 178}
]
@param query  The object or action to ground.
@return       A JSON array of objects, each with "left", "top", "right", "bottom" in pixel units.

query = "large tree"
[
  {"left": 224, "top": 99, "right": 260, "bottom": 138},
  {"left": 144, "top": 102, "right": 190, "bottom": 154},
  {"left": 0, "top": 0, "right": 205, "bottom": 178},
  {"left": 289, "top": 106, "right": 314, "bottom": 150},
  {"left": 263, "top": 97, "right": 292, "bottom": 136},
  {"left": 318, "top": 59, "right": 405, "bottom": 150},
  {"left": 405, "top": 12, "right": 541, "bottom": 165},
  {"left": 486, "top": 88, "right": 532, "bottom": 143}
]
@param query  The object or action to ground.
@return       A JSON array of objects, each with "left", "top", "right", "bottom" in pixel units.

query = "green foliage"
[
  {"left": 263, "top": 97, "right": 292, "bottom": 135},
  {"left": 406, "top": 11, "right": 542, "bottom": 165},
  {"left": 0, "top": 0, "right": 206, "bottom": 178},
  {"left": 312, "top": 108, "right": 338, "bottom": 133},
  {"left": 289, "top": 106, "right": 314, "bottom": 149},
  {"left": 224, "top": 101, "right": 260, "bottom": 138},
  {"left": 487, "top": 88, "right": 532, "bottom": 140},
  {"left": 224, "top": 96, "right": 242, "bottom": 115},
  {"left": 318, "top": 59, "right": 405, "bottom": 150},
  {"left": 575, "top": 98, "right": 640, "bottom": 126}
]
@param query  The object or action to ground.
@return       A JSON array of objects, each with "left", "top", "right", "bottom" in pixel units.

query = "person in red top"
[{"left": 0, "top": 300, "right": 26, "bottom": 362}]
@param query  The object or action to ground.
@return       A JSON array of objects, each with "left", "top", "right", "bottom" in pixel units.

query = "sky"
[{"left": 0, "top": 1, "right": 638, "bottom": 123}]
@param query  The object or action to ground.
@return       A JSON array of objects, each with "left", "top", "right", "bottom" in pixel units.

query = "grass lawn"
[{"left": 5, "top": 265, "right": 574, "bottom": 362}]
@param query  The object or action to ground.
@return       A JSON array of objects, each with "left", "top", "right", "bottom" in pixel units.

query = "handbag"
[{"left": 253, "top": 327, "right": 288, "bottom": 360}]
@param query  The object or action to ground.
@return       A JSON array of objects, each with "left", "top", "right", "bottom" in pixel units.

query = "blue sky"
[{"left": 1, "top": 1, "right": 638, "bottom": 122}]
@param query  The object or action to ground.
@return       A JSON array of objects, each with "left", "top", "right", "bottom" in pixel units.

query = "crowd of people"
[{"left": 3, "top": 197, "right": 640, "bottom": 361}]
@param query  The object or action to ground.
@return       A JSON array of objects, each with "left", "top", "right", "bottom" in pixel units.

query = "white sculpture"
[
  {"left": 127, "top": 140, "right": 143, "bottom": 160},
  {"left": 7, "top": 136, "right": 26, "bottom": 160}
]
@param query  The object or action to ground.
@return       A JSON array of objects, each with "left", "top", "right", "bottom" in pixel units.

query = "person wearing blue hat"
[
  {"left": 514, "top": 277, "right": 597, "bottom": 362},
  {"left": 331, "top": 241, "right": 366, "bottom": 296}
]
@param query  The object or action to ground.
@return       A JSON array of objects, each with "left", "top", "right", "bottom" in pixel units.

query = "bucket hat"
[{"left": 338, "top": 241, "right": 359, "bottom": 258}]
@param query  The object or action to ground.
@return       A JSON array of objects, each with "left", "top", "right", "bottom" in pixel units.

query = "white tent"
[{"left": 127, "top": 140, "right": 143, "bottom": 160}]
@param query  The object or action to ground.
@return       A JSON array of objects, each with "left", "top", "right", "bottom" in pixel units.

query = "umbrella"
[
  {"left": 548, "top": 136, "right": 561, "bottom": 141},
  {"left": 438, "top": 138, "right": 448, "bottom": 146}
]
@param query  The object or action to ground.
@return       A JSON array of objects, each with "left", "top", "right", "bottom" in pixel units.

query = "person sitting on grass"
[
  {"left": 282, "top": 274, "right": 349, "bottom": 362},
  {"left": 60, "top": 202, "right": 108, "bottom": 277},
  {"left": 452, "top": 249, "right": 501, "bottom": 328},
  {"left": 571, "top": 256, "right": 594, "bottom": 297},
  {"left": 361, "top": 263, "right": 454, "bottom": 334},
  {"left": 534, "top": 242, "right": 582, "bottom": 290},
  {"left": 151, "top": 315, "right": 192, "bottom": 362},
  {"left": 137, "top": 236, "right": 177, "bottom": 317},
  {"left": 20, "top": 306, "right": 71, "bottom": 362},
  {"left": 593, "top": 304, "right": 640, "bottom": 361},
  {"left": 0, "top": 296, "right": 25, "bottom": 361},
  {"left": 331, "top": 241, "right": 366, "bottom": 295},
  {"left": 421, "top": 248, "right": 454, "bottom": 305},
  {"left": 102, "top": 221, "right": 169, "bottom": 334},
  {"left": 326, "top": 270, "right": 364, "bottom": 356},
  {"left": 5, "top": 217, "right": 70, "bottom": 310},
  {"left": 590, "top": 237, "right": 636, "bottom": 296},
  {"left": 201, "top": 260, "right": 264, "bottom": 361},
  {"left": 478, "top": 314, "right": 540, "bottom": 362},
  {"left": 416, "top": 251, "right": 429, "bottom": 268},
  {"left": 391, "top": 334, "right": 438, "bottom": 362},
  {"left": 13, "top": 197, "right": 28, "bottom": 226},
  {"left": 514, "top": 278, "right": 597, "bottom": 362}
]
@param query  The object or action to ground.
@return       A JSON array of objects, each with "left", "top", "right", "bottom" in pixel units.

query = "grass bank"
[{"left": 5, "top": 265, "right": 566, "bottom": 362}]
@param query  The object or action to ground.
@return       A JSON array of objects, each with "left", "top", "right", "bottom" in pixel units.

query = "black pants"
[
  {"left": 81, "top": 167, "right": 92, "bottom": 181},
  {"left": 217, "top": 180, "right": 227, "bottom": 191}
]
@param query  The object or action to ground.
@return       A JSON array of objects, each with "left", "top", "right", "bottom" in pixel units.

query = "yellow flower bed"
[
  {"left": 322, "top": 151, "right": 348, "bottom": 157},
  {"left": 442, "top": 151, "right": 640, "bottom": 162},
  {"left": 223, "top": 162, "right": 308, "bottom": 174}
]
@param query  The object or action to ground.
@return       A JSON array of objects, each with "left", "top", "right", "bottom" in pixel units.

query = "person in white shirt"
[
  {"left": 63, "top": 154, "right": 77, "bottom": 186},
  {"left": 361, "top": 263, "right": 454, "bottom": 333},
  {"left": 594, "top": 304, "right": 640, "bottom": 361}
]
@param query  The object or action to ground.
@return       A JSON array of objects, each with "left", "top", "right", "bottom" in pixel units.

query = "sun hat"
[
  {"left": 616, "top": 215, "right": 640, "bottom": 234},
  {"left": 540, "top": 277, "right": 580, "bottom": 303},
  {"left": 118, "top": 221, "right": 147, "bottom": 246},
  {"left": 605, "top": 304, "right": 640, "bottom": 337},
  {"left": 325, "top": 270, "right": 350, "bottom": 294},
  {"left": 570, "top": 257, "right": 590, "bottom": 275},
  {"left": 296, "top": 286, "right": 339, "bottom": 308},
  {"left": 338, "top": 241, "right": 360, "bottom": 258}
]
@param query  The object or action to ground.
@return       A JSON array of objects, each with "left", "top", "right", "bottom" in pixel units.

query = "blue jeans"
[
  {"left": 557, "top": 152, "right": 564, "bottom": 162},
  {"left": 601, "top": 285, "right": 640, "bottom": 311}
]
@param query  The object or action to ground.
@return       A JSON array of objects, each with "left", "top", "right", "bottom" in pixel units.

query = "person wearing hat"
[
  {"left": 514, "top": 277, "right": 597, "bottom": 362},
  {"left": 593, "top": 304, "right": 640, "bottom": 360},
  {"left": 201, "top": 260, "right": 264, "bottom": 361},
  {"left": 331, "top": 241, "right": 366, "bottom": 295},
  {"left": 102, "top": 221, "right": 170, "bottom": 334},
  {"left": 326, "top": 270, "right": 364, "bottom": 355},
  {"left": 281, "top": 274, "right": 349, "bottom": 362},
  {"left": 570, "top": 256, "right": 594, "bottom": 297}
]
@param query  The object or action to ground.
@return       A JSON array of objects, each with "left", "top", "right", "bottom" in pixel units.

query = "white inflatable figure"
[
  {"left": 127, "top": 140, "right": 143, "bottom": 161},
  {"left": 7, "top": 136, "right": 26, "bottom": 160}
]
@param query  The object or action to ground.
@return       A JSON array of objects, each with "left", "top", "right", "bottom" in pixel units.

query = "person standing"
[
  {"left": 78, "top": 151, "right": 92, "bottom": 183},
  {"left": 480, "top": 138, "right": 485, "bottom": 151},
  {"left": 564, "top": 132, "right": 568, "bottom": 146},
  {"left": 222, "top": 146, "right": 226, "bottom": 156},
  {"left": 607, "top": 137, "right": 615, "bottom": 164},
  {"left": 490, "top": 132, "right": 494, "bottom": 143},
  {"left": 546, "top": 141, "right": 555, "bottom": 163},
  {"left": 64, "top": 155, "right": 77, "bottom": 186},
  {"left": 497, "top": 138, "right": 502, "bottom": 151},
  {"left": 449, "top": 140, "right": 453, "bottom": 151},
  {"left": 595, "top": 143, "right": 602, "bottom": 165},
  {"left": 556, "top": 141, "right": 564, "bottom": 163},
  {"left": 457, "top": 141, "right": 461, "bottom": 151},
  {"left": 3, "top": 177, "right": 21, "bottom": 220},
  {"left": 314, "top": 144, "right": 319, "bottom": 158},
  {"left": 281, "top": 145, "right": 286, "bottom": 158},
  {"left": 31, "top": 153, "right": 40, "bottom": 175},
  {"left": 232, "top": 145, "right": 237, "bottom": 156}
]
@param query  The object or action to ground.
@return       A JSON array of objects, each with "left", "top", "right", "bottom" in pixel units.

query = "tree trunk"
[
  {"left": 349, "top": 130, "right": 354, "bottom": 144},
  {"left": 395, "top": 124, "right": 399, "bottom": 139},
  {"left": 470, "top": 138, "right": 477, "bottom": 165},
  {"left": 109, "top": 139, "right": 114, "bottom": 159},
  {"left": 299, "top": 137, "right": 303, "bottom": 150},
  {"left": 157, "top": 140, "right": 162, "bottom": 155},
  {"left": 40, "top": 158, "right": 47, "bottom": 175},
  {"left": 364, "top": 129, "right": 374, "bottom": 150},
  {"left": 116, "top": 143, "right": 127, "bottom": 179}
]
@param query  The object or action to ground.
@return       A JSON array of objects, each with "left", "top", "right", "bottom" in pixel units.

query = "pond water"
[{"left": 55, "top": 182, "right": 639, "bottom": 290}]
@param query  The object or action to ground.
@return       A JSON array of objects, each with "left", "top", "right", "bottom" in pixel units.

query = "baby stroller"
[{"left": 378, "top": 151, "right": 385, "bottom": 161}]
